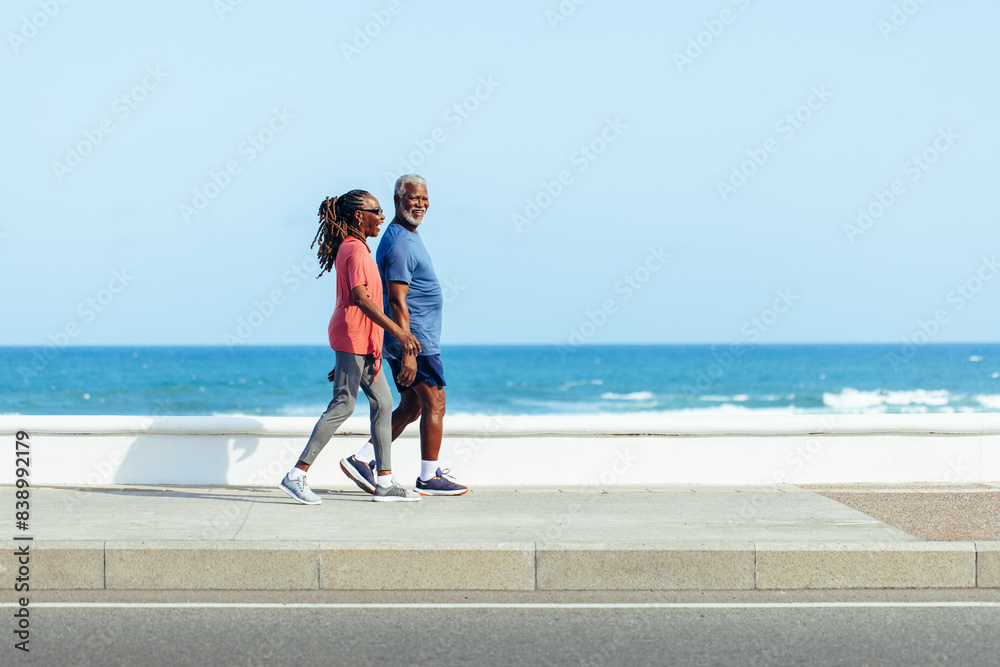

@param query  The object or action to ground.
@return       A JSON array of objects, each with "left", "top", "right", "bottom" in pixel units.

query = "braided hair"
[{"left": 311, "top": 189, "right": 370, "bottom": 278}]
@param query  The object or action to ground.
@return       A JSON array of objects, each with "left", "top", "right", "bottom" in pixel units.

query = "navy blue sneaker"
[
  {"left": 415, "top": 468, "right": 468, "bottom": 496},
  {"left": 340, "top": 455, "right": 376, "bottom": 494}
]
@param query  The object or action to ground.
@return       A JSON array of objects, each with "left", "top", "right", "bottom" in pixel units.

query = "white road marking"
[{"left": 3, "top": 602, "right": 999, "bottom": 610}]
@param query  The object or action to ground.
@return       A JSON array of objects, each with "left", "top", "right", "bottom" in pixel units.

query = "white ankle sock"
[
  {"left": 288, "top": 467, "right": 305, "bottom": 480},
  {"left": 356, "top": 442, "right": 376, "bottom": 463},
  {"left": 419, "top": 460, "right": 438, "bottom": 482},
  {"left": 377, "top": 473, "right": 393, "bottom": 488}
]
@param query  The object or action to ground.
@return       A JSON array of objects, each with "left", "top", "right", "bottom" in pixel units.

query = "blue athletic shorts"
[{"left": 386, "top": 354, "right": 446, "bottom": 393}]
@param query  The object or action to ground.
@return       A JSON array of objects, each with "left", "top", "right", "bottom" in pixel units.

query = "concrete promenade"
[{"left": 3, "top": 483, "right": 999, "bottom": 592}]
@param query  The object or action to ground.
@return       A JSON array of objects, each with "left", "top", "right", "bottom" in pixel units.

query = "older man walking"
[{"left": 340, "top": 174, "right": 467, "bottom": 496}]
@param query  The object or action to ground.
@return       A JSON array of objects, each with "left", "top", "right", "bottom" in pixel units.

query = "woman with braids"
[{"left": 279, "top": 190, "right": 422, "bottom": 504}]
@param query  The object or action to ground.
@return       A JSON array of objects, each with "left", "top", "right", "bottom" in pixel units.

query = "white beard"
[{"left": 401, "top": 209, "right": 425, "bottom": 227}]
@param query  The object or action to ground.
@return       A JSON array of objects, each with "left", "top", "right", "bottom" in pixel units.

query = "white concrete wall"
[{"left": 2, "top": 414, "right": 999, "bottom": 488}]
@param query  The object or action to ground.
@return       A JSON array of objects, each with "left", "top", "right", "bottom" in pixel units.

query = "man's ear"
[{"left": 394, "top": 193, "right": 401, "bottom": 209}]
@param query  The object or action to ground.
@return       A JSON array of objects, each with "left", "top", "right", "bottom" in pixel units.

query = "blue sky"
[{"left": 1, "top": 0, "right": 998, "bottom": 347}]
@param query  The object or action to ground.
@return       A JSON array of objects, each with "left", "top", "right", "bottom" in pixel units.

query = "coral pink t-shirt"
[{"left": 328, "top": 237, "right": 383, "bottom": 365}]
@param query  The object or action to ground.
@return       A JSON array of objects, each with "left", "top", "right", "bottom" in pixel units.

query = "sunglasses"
[{"left": 358, "top": 208, "right": 383, "bottom": 216}]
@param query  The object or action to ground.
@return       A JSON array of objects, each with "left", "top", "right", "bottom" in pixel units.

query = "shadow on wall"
[{"left": 112, "top": 417, "right": 292, "bottom": 485}]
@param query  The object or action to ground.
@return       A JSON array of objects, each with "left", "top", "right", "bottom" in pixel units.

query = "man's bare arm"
[{"left": 387, "top": 280, "right": 419, "bottom": 386}]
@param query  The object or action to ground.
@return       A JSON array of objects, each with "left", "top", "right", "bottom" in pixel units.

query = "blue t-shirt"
[{"left": 376, "top": 222, "right": 443, "bottom": 358}]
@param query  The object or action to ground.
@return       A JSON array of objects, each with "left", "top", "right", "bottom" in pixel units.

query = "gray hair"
[{"left": 394, "top": 173, "right": 427, "bottom": 197}]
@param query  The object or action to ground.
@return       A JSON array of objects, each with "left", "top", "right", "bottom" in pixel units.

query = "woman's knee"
[
  {"left": 370, "top": 392, "right": 394, "bottom": 417},
  {"left": 328, "top": 391, "right": 356, "bottom": 416},
  {"left": 366, "top": 382, "right": 394, "bottom": 414}
]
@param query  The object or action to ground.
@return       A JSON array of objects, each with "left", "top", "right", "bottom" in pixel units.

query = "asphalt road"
[{"left": 7, "top": 592, "right": 1000, "bottom": 666}]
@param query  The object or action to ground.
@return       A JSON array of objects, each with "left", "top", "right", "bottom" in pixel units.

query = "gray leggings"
[{"left": 297, "top": 350, "right": 392, "bottom": 471}]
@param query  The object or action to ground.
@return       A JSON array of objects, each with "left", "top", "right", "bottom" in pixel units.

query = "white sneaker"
[
  {"left": 372, "top": 482, "right": 421, "bottom": 502},
  {"left": 279, "top": 473, "right": 322, "bottom": 505}
]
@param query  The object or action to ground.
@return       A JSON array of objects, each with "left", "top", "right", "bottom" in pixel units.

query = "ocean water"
[{"left": 1, "top": 344, "right": 998, "bottom": 417}]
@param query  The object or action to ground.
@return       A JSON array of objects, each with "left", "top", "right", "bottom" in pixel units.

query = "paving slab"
[
  {"left": 105, "top": 541, "right": 320, "bottom": 590},
  {"left": 536, "top": 542, "right": 755, "bottom": 591},
  {"left": 756, "top": 542, "right": 977, "bottom": 589},
  {"left": 977, "top": 542, "right": 1000, "bottom": 588},
  {"left": 319, "top": 542, "right": 535, "bottom": 591},
  {"left": 0, "top": 540, "right": 105, "bottom": 590}
]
